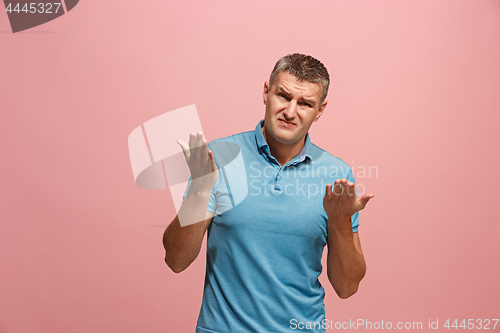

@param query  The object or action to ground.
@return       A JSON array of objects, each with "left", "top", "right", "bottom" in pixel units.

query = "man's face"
[{"left": 263, "top": 71, "right": 327, "bottom": 146}]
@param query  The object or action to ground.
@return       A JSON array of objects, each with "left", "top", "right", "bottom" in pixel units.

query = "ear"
[
  {"left": 263, "top": 81, "right": 269, "bottom": 105},
  {"left": 313, "top": 100, "right": 327, "bottom": 122}
]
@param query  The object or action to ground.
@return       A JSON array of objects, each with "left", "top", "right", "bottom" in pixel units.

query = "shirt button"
[{"left": 273, "top": 183, "right": 283, "bottom": 195}]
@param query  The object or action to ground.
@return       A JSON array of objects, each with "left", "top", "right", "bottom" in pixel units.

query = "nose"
[{"left": 283, "top": 101, "right": 297, "bottom": 120}]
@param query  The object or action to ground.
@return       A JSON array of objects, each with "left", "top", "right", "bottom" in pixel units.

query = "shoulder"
[
  {"left": 208, "top": 129, "right": 255, "bottom": 164},
  {"left": 307, "top": 142, "right": 355, "bottom": 180},
  {"left": 309, "top": 142, "right": 351, "bottom": 169},
  {"left": 208, "top": 129, "right": 256, "bottom": 154},
  {"left": 208, "top": 129, "right": 254, "bottom": 145}
]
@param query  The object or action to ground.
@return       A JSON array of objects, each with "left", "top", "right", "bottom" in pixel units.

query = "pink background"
[{"left": 1, "top": 0, "right": 499, "bottom": 332}]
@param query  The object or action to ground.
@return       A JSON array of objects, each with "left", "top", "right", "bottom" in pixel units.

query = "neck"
[{"left": 262, "top": 126, "right": 305, "bottom": 166}]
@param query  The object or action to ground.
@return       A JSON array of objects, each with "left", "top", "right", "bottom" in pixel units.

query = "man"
[{"left": 163, "top": 53, "right": 374, "bottom": 333}]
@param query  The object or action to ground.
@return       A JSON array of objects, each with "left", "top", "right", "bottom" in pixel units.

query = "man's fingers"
[
  {"left": 347, "top": 181, "right": 356, "bottom": 197},
  {"left": 201, "top": 139, "right": 209, "bottom": 161},
  {"left": 333, "top": 179, "right": 340, "bottom": 195},
  {"left": 177, "top": 139, "right": 190, "bottom": 159},
  {"left": 189, "top": 132, "right": 196, "bottom": 150},
  {"left": 333, "top": 179, "right": 342, "bottom": 201},
  {"left": 196, "top": 131, "right": 203, "bottom": 148},
  {"left": 359, "top": 193, "right": 374, "bottom": 210},
  {"left": 209, "top": 150, "right": 218, "bottom": 171},
  {"left": 324, "top": 184, "right": 333, "bottom": 200},
  {"left": 339, "top": 178, "right": 348, "bottom": 201}
]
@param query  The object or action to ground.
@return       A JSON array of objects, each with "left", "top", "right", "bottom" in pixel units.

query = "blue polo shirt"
[{"left": 183, "top": 120, "right": 359, "bottom": 333}]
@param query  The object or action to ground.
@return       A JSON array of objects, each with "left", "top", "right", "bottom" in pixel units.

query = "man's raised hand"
[
  {"left": 177, "top": 132, "right": 218, "bottom": 190},
  {"left": 323, "top": 178, "right": 374, "bottom": 223}
]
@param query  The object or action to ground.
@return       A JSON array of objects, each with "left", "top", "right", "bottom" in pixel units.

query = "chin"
[{"left": 270, "top": 130, "right": 298, "bottom": 144}]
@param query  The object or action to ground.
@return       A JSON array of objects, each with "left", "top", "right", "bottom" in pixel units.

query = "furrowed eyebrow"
[
  {"left": 300, "top": 97, "right": 315, "bottom": 106},
  {"left": 276, "top": 86, "right": 316, "bottom": 106},
  {"left": 277, "top": 87, "right": 290, "bottom": 95}
]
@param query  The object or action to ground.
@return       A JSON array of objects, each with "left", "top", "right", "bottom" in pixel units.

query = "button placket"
[{"left": 273, "top": 167, "right": 284, "bottom": 193}]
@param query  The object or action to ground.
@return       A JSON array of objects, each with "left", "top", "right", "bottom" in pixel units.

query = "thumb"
[
  {"left": 358, "top": 193, "right": 374, "bottom": 210},
  {"left": 209, "top": 150, "right": 218, "bottom": 171},
  {"left": 177, "top": 139, "right": 189, "bottom": 159}
]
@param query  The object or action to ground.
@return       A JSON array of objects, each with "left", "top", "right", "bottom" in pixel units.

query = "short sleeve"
[
  {"left": 181, "top": 176, "right": 219, "bottom": 214},
  {"left": 347, "top": 167, "right": 360, "bottom": 233}
]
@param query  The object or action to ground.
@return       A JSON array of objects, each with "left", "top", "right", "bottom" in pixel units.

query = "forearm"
[
  {"left": 327, "top": 217, "right": 366, "bottom": 299},
  {"left": 163, "top": 183, "right": 213, "bottom": 273}
]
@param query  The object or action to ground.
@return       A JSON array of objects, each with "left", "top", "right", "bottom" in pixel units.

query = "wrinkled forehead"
[{"left": 271, "top": 71, "right": 323, "bottom": 98}]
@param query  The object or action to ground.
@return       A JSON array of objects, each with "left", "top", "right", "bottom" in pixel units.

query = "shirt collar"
[{"left": 254, "top": 119, "right": 312, "bottom": 163}]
